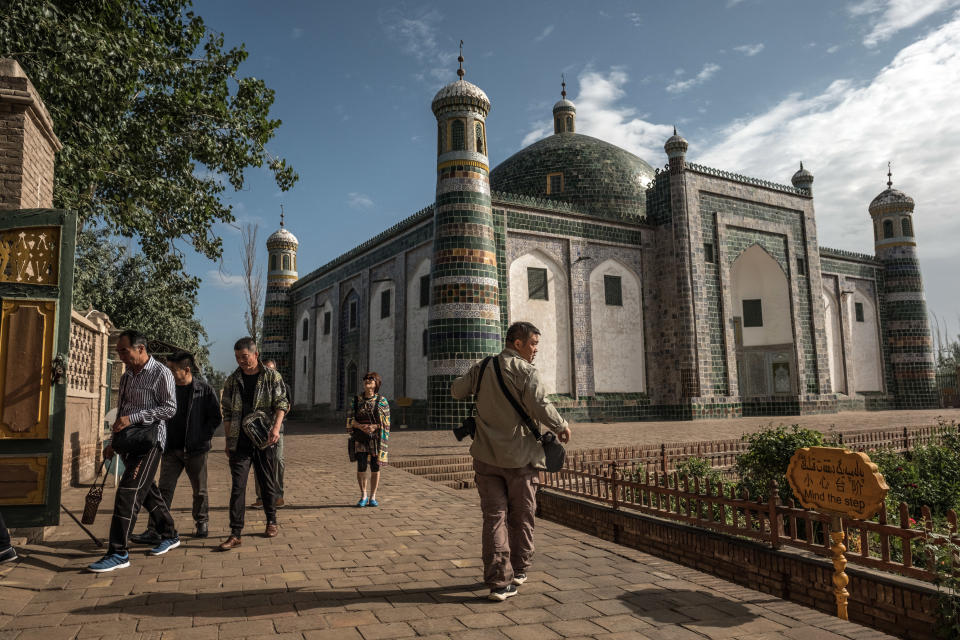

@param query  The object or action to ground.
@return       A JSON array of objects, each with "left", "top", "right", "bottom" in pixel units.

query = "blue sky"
[{"left": 186, "top": 0, "right": 960, "bottom": 372}]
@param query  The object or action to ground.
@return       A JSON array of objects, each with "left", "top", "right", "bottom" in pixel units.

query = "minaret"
[
  {"left": 553, "top": 75, "right": 576, "bottom": 134},
  {"left": 791, "top": 162, "right": 814, "bottom": 194},
  {"left": 427, "top": 44, "right": 501, "bottom": 429},
  {"left": 869, "top": 165, "right": 937, "bottom": 408},
  {"left": 261, "top": 207, "right": 299, "bottom": 383}
]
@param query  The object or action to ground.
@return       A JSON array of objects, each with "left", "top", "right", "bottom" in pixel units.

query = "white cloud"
[
  {"left": 626, "top": 12, "right": 642, "bottom": 28},
  {"left": 205, "top": 269, "right": 245, "bottom": 289},
  {"left": 733, "top": 43, "right": 765, "bottom": 56},
  {"left": 727, "top": 0, "right": 746, "bottom": 7},
  {"left": 849, "top": 0, "right": 960, "bottom": 46},
  {"left": 521, "top": 68, "right": 673, "bottom": 161},
  {"left": 697, "top": 13, "right": 960, "bottom": 268},
  {"left": 666, "top": 63, "right": 721, "bottom": 94},
  {"left": 348, "top": 192, "right": 374, "bottom": 209},
  {"left": 535, "top": 25, "right": 555, "bottom": 42},
  {"left": 379, "top": 8, "right": 452, "bottom": 85},
  {"left": 827, "top": 44, "right": 841, "bottom": 53}
]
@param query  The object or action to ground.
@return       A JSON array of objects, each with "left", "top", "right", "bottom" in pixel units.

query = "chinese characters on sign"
[{"left": 785, "top": 447, "right": 888, "bottom": 520}]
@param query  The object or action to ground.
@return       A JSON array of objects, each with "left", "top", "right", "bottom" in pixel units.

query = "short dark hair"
[
  {"left": 233, "top": 337, "right": 257, "bottom": 352},
  {"left": 167, "top": 350, "right": 195, "bottom": 372},
  {"left": 118, "top": 329, "right": 148, "bottom": 350},
  {"left": 262, "top": 358, "right": 277, "bottom": 367},
  {"left": 363, "top": 371, "right": 382, "bottom": 393},
  {"left": 506, "top": 321, "right": 540, "bottom": 345}
]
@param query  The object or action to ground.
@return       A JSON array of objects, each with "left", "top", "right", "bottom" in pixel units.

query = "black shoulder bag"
[
  {"left": 456, "top": 357, "right": 491, "bottom": 441},
  {"left": 491, "top": 358, "right": 566, "bottom": 472}
]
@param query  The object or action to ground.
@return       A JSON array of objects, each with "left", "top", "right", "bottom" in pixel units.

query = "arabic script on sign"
[{"left": 785, "top": 447, "right": 888, "bottom": 520}]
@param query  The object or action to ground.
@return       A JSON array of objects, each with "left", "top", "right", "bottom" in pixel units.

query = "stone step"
[{"left": 422, "top": 470, "right": 475, "bottom": 483}]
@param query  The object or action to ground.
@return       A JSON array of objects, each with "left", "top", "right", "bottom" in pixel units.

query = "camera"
[{"left": 453, "top": 416, "right": 477, "bottom": 441}]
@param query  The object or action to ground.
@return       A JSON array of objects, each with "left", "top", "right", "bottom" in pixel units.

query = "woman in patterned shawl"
[{"left": 346, "top": 371, "right": 390, "bottom": 507}]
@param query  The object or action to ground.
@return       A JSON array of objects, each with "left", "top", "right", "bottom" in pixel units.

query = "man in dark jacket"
[{"left": 131, "top": 351, "right": 222, "bottom": 542}]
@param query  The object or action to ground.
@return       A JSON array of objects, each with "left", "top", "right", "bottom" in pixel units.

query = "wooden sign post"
[
  {"left": 395, "top": 397, "right": 413, "bottom": 429},
  {"left": 785, "top": 447, "right": 889, "bottom": 620}
]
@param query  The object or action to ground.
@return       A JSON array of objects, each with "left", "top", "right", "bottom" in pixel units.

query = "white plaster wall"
[
  {"left": 405, "top": 259, "right": 430, "bottom": 399},
  {"left": 314, "top": 302, "right": 332, "bottom": 404},
  {"left": 589, "top": 259, "right": 644, "bottom": 393},
  {"left": 369, "top": 281, "right": 396, "bottom": 398},
  {"left": 730, "top": 245, "right": 792, "bottom": 347},
  {"left": 508, "top": 251, "right": 571, "bottom": 394},
  {"left": 822, "top": 284, "right": 846, "bottom": 394},
  {"left": 294, "top": 308, "right": 311, "bottom": 404},
  {"left": 849, "top": 287, "right": 883, "bottom": 392}
]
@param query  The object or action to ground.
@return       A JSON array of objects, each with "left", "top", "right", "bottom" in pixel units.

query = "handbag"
[
  {"left": 347, "top": 435, "right": 358, "bottom": 462},
  {"left": 111, "top": 422, "right": 159, "bottom": 456},
  {"left": 492, "top": 357, "right": 566, "bottom": 472},
  {"left": 242, "top": 410, "right": 273, "bottom": 450},
  {"left": 81, "top": 463, "right": 109, "bottom": 525}
]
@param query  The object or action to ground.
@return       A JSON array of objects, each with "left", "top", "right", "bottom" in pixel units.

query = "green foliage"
[
  {"left": 73, "top": 228, "right": 210, "bottom": 369},
  {"left": 871, "top": 431, "right": 960, "bottom": 518},
  {"left": 734, "top": 424, "right": 828, "bottom": 503},
  {"left": 674, "top": 456, "right": 724, "bottom": 486},
  {"left": 0, "top": 0, "right": 297, "bottom": 263},
  {"left": 202, "top": 366, "right": 228, "bottom": 396}
]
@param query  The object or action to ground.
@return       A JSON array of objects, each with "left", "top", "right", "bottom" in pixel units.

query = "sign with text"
[{"left": 786, "top": 447, "right": 888, "bottom": 520}]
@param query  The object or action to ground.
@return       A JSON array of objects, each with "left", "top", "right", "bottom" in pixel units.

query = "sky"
[{"left": 185, "top": 0, "right": 960, "bottom": 372}]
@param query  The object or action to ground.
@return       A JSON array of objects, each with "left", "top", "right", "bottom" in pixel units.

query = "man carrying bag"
[{"left": 451, "top": 321, "right": 571, "bottom": 601}]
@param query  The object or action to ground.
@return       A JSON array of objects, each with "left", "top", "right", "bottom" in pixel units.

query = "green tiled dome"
[{"left": 490, "top": 133, "right": 656, "bottom": 222}]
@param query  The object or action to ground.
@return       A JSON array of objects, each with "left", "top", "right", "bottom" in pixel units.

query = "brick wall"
[
  {"left": 0, "top": 58, "right": 61, "bottom": 210},
  {"left": 537, "top": 490, "right": 940, "bottom": 640}
]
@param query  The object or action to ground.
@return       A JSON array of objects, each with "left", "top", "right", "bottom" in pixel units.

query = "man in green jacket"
[
  {"left": 217, "top": 337, "right": 289, "bottom": 551},
  {"left": 451, "top": 321, "right": 571, "bottom": 601}
]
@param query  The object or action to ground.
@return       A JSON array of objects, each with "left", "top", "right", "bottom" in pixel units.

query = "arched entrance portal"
[{"left": 730, "top": 245, "right": 796, "bottom": 397}]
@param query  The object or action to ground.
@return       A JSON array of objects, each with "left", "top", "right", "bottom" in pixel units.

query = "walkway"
[{"left": 0, "top": 424, "right": 913, "bottom": 639}]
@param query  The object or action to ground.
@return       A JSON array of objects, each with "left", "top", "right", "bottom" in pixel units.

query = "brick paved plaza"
[{"left": 5, "top": 412, "right": 956, "bottom": 639}]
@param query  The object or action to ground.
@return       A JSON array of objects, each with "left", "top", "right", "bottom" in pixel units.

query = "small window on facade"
[
  {"left": 797, "top": 257, "right": 806, "bottom": 276},
  {"left": 883, "top": 220, "right": 894, "bottom": 239},
  {"left": 743, "top": 299, "right": 763, "bottom": 327},
  {"left": 420, "top": 274, "right": 430, "bottom": 307},
  {"left": 346, "top": 363, "right": 358, "bottom": 396},
  {"left": 604, "top": 275, "right": 623, "bottom": 306},
  {"left": 438, "top": 123, "right": 445, "bottom": 154},
  {"left": 901, "top": 218, "right": 913, "bottom": 237},
  {"left": 282, "top": 254, "right": 291, "bottom": 271},
  {"left": 555, "top": 116, "right": 562, "bottom": 132},
  {"left": 874, "top": 223, "right": 879, "bottom": 241},
  {"left": 303, "top": 355, "right": 306, "bottom": 374},
  {"left": 380, "top": 289, "right": 391, "bottom": 319},
  {"left": 349, "top": 300, "right": 358, "bottom": 329},
  {"left": 475, "top": 122, "right": 484, "bottom": 154},
  {"left": 451, "top": 119, "right": 465, "bottom": 151},
  {"left": 547, "top": 172, "right": 563, "bottom": 194},
  {"left": 527, "top": 267, "right": 548, "bottom": 300},
  {"left": 301, "top": 318, "right": 308, "bottom": 341},
  {"left": 270, "top": 254, "right": 277, "bottom": 271},
  {"left": 565, "top": 115, "right": 573, "bottom": 132},
  {"left": 323, "top": 311, "right": 331, "bottom": 335},
  {"left": 293, "top": 256, "right": 296, "bottom": 271},
  {"left": 855, "top": 302, "right": 864, "bottom": 322},
  {"left": 704, "top": 243, "right": 715, "bottom": 263},
  {"left": 422, "top": 329, "right": 428, "bottom": 356}
]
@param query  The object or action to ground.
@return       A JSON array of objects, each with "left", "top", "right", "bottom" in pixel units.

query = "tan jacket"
[{"left": 451, "top": 348, "right": 569, "bottom": 470}]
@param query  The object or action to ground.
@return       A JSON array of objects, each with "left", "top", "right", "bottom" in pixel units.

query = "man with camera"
[{"left": 451, "top": 321, "right": 571, "bottom": 601}]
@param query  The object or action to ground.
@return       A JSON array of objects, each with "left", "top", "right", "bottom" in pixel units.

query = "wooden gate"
[{"left": 0, "top": 208, "right": 77, "bottom": 527}]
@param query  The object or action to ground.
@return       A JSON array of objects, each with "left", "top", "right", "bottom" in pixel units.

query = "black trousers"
[
  {"left": 0, "top": 511, "right": 10, "bottom": 549},
  {"left": 146, "top": 449, "right": 208, "bottom": 533},
  {"left": 108, "top": 445, "right": 177, "bottom": 555},
  {"left": 228, "top": 443, "right": 278, "bottom": 535}
]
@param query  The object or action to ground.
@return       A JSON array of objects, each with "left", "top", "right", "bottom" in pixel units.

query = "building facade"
[{"left": 267, "top": 68, "right": 938, "bottom": 427}]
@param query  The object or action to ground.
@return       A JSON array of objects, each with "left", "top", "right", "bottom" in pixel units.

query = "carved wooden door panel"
[{"left": 0, "top": 209, "right": 76, "bottom": 527}]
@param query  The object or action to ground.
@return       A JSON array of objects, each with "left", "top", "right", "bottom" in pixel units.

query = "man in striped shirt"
[{"left": 88, "top": 330, "right": 180, "bottom": 573}]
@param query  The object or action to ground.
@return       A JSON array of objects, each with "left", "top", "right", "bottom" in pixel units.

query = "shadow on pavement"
[
  {"left": 618, "top": 588, "right": 757, "bottom": 626},
  {"left": 69, "top": 585, "right": 491, "bottom": 617}
]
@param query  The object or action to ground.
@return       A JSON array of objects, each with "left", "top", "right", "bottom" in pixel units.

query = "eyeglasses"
[{"left": 363, "top": 377, "right": 376, "bottom": 382}]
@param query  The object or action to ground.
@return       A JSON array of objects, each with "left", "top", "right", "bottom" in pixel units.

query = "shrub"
[
  {"left": 674, "top": 456, "right": 724, "bottom": 486},
  {"left": 734, "top": 424, "right": 826, "bottom": 503},
  {"left": 871, "top": 431, "right": 960, "bottom": 518}
]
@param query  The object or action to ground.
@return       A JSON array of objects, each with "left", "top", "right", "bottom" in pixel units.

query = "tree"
[
  {"left": 240, "top": 222, "right": 263, "bottom": 346},
  {"left": 0, "top": 0, "right": 297, "bottom": 263},
  {"left": 73, "top": 229, "right": 211, "bottom": 369}
]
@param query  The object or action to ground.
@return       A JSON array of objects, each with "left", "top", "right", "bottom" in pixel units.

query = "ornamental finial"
[
  {"left": 887, "top": 162, "right": 893, "bottom": 188},
  {"left": 457, "top": 40, "right": 464, "bottom": 79},
  {"left": 280, "top": 204, "right": 285, "bottom": 228},
  {"left": 561, "top": 73, "right": 566, "bottom": 99}
]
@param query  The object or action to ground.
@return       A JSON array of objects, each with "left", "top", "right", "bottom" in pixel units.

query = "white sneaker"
[
  {"left": 488, "top": 584, "right": 518, "bottom": 601},
  {"left": 512, "top": 573, "right": 528, "bottom": 585}
]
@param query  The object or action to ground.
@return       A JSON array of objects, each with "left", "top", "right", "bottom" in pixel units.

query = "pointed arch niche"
[
  {"left": 822, "top": 284, "right": 846, "bottom": 394},
  {"left": 314, "top": 300, "right": 333, "bottom": 404},
  {"left": 294, "top": 308, "right": 312, "bottom": 404},
  {"left": 405, "top": 258, "right": 430, "bottom": 399},
  {"left": 589, "top": 258, "right": 645, "bottom": 393},
  {"left": 508, "top": 250, "right": 571, "bottom": 394},
  {"left": 730, "top": 244, "right": 795, "bottom": 396},
  {"left": 369, "top": 279, "right": 395, "bottom": 398}
]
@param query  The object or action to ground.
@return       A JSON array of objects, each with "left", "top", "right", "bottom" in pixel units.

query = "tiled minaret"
[
  {"left": 427, "top": 46, "right": 501, "bottom": 429},
  {"left": 869, "top": 165, "right": 938, "bottom": 408},
  {"left": 553, "top": 75, "right": 576, "bottom": 134},
  {"left": 262, "top": 209, "right": 299, "bottom": 383}
]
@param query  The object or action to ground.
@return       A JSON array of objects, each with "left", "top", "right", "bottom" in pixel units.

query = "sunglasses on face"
[{"left": 363, "top": 377, "right": 376, "bottom": 382}]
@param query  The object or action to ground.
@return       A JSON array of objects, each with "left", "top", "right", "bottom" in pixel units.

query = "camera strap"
[
  {"left": 475, "top": 356, "right": 492, "bottom": 395},
  {"left": 491, "top": 357, "right": 547, "bottom": 442}
]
